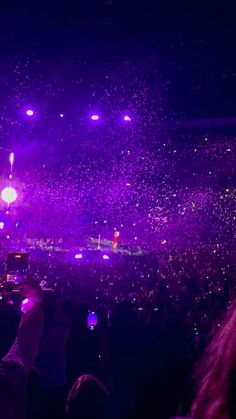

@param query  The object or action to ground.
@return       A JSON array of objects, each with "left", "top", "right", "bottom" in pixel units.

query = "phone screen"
[
  {"left": 6, "top": 252, "right": 29, "bottom": 284},
  {"left": 87, "top": 311, "right": 98, "bottom": 330}
]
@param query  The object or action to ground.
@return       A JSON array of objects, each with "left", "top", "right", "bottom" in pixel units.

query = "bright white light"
[
  {"left": 1, "top": 187, "right": 18, "bottom": 204},
  {"left": 91, "top": 114, "right": 100, "bottom": 121},
  {"left": 75, "top": 253, "right": 83, "bottom": 259},
  {"left": 123, "top": 115, "right": 131, "bottom": 122},
  {"left": 26, "top": 109, "right": 34, "bottom": 116},
  {"left": 60, "top": 113, "right": 64, "bottom": 118},
  {"left": 0, "top": 222, "right": 4, "bottom": 230},
  {"left": 9, "top": 152, "right": 15, "bottom": 166},
  {"left": 103, "top": 254, "right": 110, "bottom": 260}
]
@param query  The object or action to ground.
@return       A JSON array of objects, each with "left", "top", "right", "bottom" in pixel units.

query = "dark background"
[{"left": 0, "top": 1, "right": 236, "bottom": 119}]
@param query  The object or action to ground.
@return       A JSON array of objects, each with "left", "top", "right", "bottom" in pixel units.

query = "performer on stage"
[{"left": 113, "top": 231, "right": 120, "bottom": 251}]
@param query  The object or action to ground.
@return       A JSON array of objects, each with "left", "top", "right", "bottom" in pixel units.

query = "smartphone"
[
  {"left": 6, "top": 252, "right": 29, "bottom": 284},
  {"left": 87, "top": 311, "right": 98, "bottom": 330}
]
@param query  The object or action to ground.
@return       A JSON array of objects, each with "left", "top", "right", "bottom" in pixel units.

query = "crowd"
[
  {"left": 0, "top": 1, "right": 235, "bottom": 418},
  {"left": 0, "top": 248, "right": 236, "bottom": 419}
]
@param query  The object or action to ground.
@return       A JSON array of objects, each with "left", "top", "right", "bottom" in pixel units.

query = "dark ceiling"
[{"left": 0, "top": 1, "right": 236, "bottom": 119}]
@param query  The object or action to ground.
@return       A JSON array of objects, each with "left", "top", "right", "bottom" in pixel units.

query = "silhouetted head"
[
  {"left": 191, "top": 299, "right": 236, "bottom": 419},
  {"left": 66, "top": 374, "right": 109, "bottom": 419}
]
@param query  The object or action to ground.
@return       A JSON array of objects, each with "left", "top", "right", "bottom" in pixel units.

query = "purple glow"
[
  {"left": 123, "top": 115, "right": 131, "bottom": 122},
  {"left": 21, "top": 298, "right": 36, "bottom": 314},
  {"left": 87, "top": 311, "right": 98, "bottom": 329},
  {"left": 1, "top": 187, "right": 17, "bottom": 204},
  {"left": 26, "top": 109, "right": 34, "bottom": 116},
  {"left": 60, "top": 113, "right": 64, "bottom": 118},
  {"left": 21, "top": 298, "right": 29, "bottom": 313},
  {"left": 103, "top": 254, "right": 110, "bottom": 260},
  {"left": 75, "top": 253, "right": 83, "bottom": 259},
  {"left": 91, "top": 114, "right": 100, "bottom": 121}
]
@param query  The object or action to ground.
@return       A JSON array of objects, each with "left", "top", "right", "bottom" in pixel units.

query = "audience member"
[
  {"left": 191, "top": 300, "right": 236, "bottom": 419},
  {"left": 0, "top": 282, "right": 43, "bottom": 419}
]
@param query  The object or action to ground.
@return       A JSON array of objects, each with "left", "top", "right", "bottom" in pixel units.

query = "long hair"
[{"left": 191, "top": 299, "right": 236, "bottom": 419}]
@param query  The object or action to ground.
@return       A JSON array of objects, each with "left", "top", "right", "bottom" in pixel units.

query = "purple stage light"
[
  {"left": 75, "top": 253, "right": 83, "bottom": 259},
  {"left": 91, "top": 114, "right": 100, "bottom": 121},
  {"left": 123, "top": 115, "right": 131, "bottom": 122},
  {"left": 103, "top": 254, "right": 110, "bottom": 260},
  {"left": 22, "top": 106, "right": 37, "bottom": 119},
  {"left": 87, "top": 311, "right": 98, "bottom": 330},
  {"left": 1, "top": 187, "right": 17, "bottom": 204},
  {"left": 25, "top": 109, "right": 34, "bottom": 116}
]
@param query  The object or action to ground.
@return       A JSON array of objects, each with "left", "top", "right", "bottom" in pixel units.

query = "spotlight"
[
  {"left": 25, "top": 109, "right": 34, "bottom": 116},
  {"left": 75, "top": 253, "right": 83, "bottom": 259},
  {"left": 1, "top": 187, "right": 17, "bottom": 204},
  {"left": 0, "top": 222, "right": 4, "bottom": 230},
  {"left": 103, "top": 254, "right": 110, "bottom": 260},
  {"left": 91, "top": 114, "right": 100, "bottom": 121},
  {"left": 123, "top": 115, "right": 131, "bottom": 122}
]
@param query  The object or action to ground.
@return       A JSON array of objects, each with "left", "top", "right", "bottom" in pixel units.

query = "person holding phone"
[
  {"left": 0, "top": 282, "right": 44, "bottom": 419},
  {"left": 5, "top": 252, "right": 30, "bottom": 284}
]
